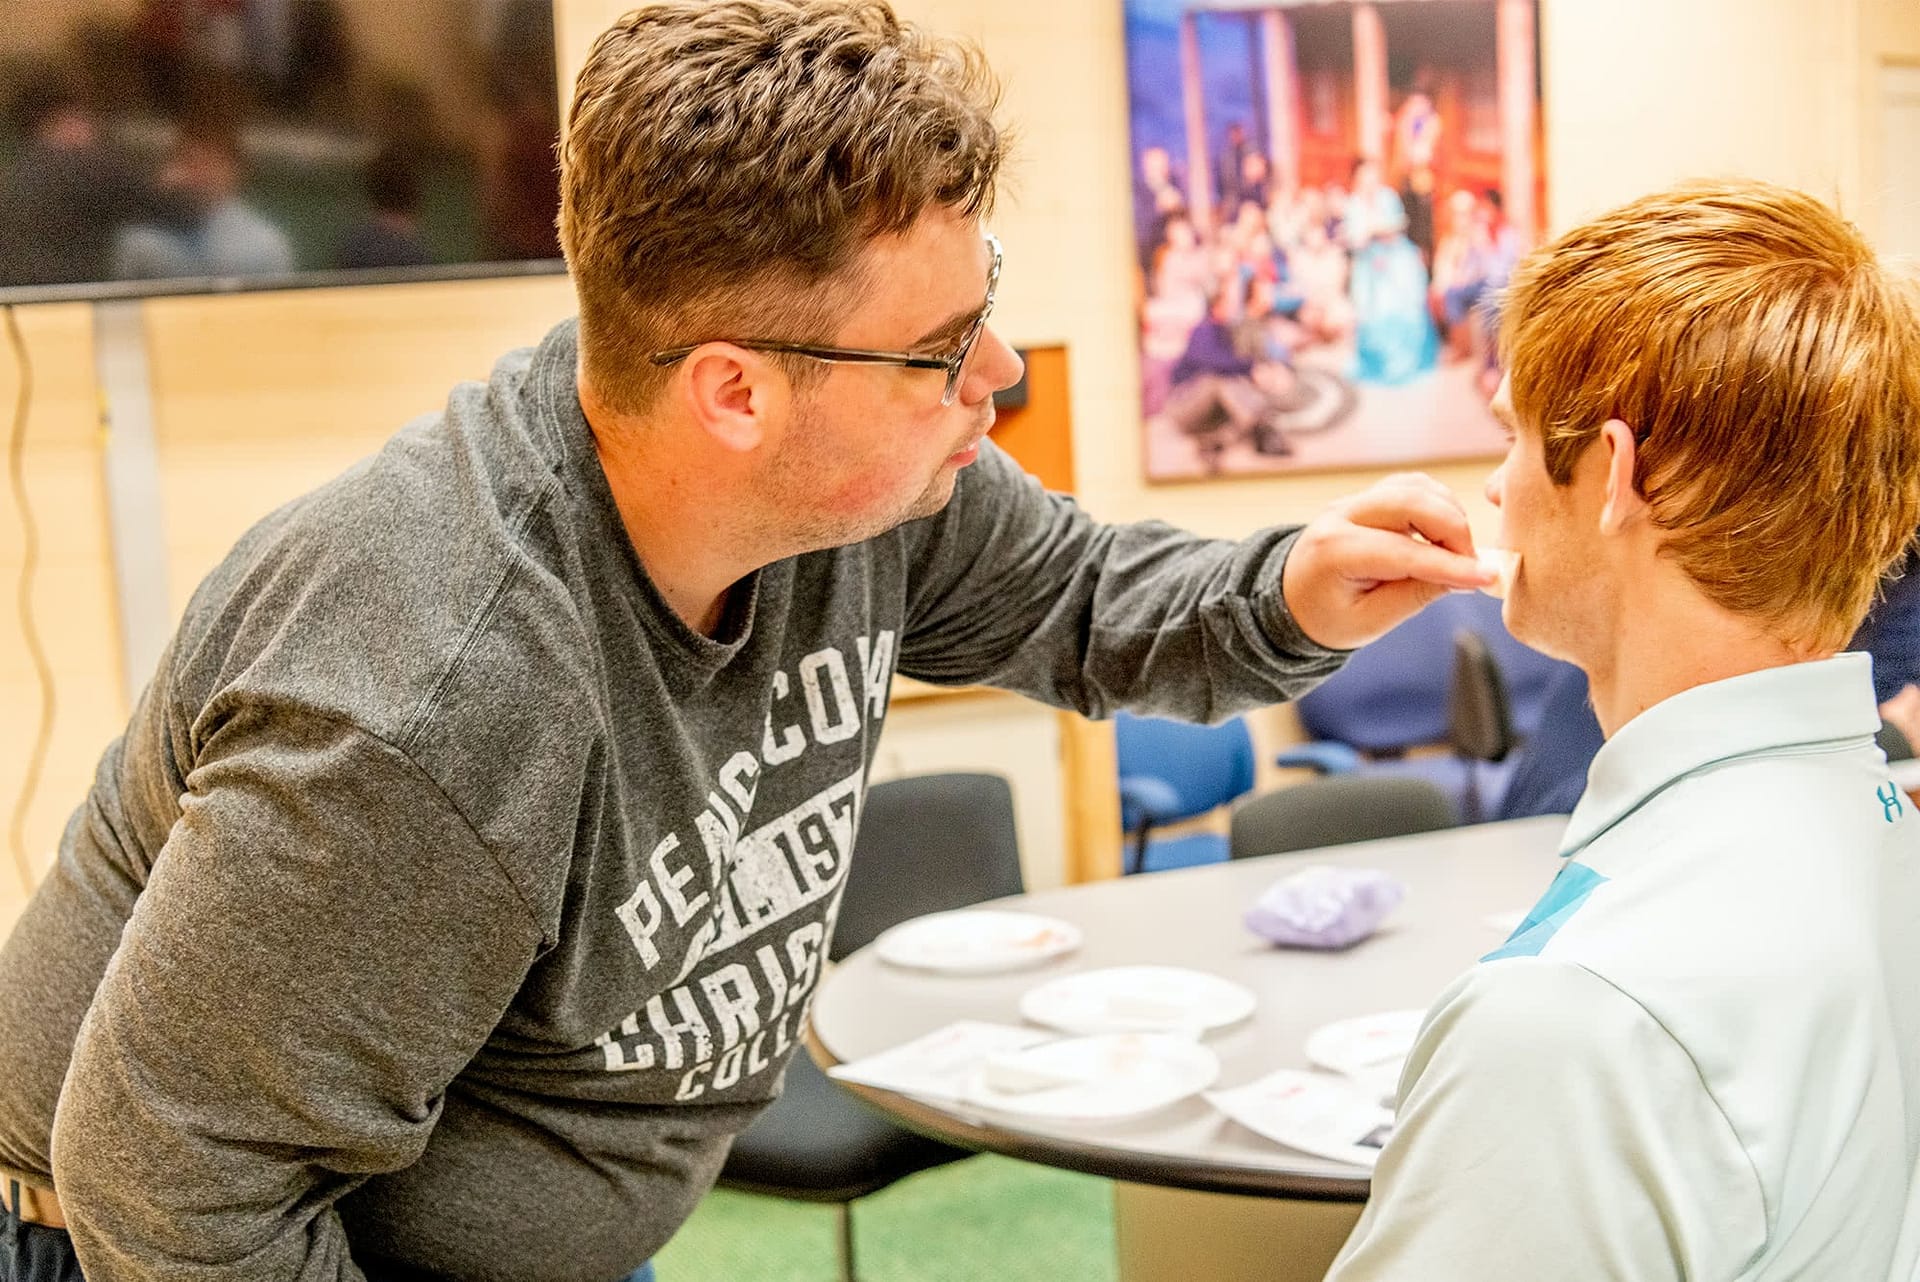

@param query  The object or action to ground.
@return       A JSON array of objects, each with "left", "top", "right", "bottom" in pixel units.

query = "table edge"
[{"left": 802, "top": 1022, "right": 1372, "bottom": 1202}]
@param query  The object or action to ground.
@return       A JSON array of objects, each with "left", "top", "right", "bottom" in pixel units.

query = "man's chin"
[{"left": 902, "top": 470, "right": 963, "bottom": 524}]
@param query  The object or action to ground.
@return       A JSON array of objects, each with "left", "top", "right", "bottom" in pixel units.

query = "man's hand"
[{"left": 1281, "top": 473, "right": 1496, "bottom": 651}]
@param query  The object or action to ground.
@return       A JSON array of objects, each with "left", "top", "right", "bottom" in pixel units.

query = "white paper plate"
[
  {"left": 873, "top": 910, "right": 1082, "bottom": 975},
  {"left": 1018, "top": 965, "right": 1256, "bottom": 1036},
  {"left": 1208, "top": 1069, "right": 1395, "bottom": 1168},
  {"left": 961, "top": 1033, "right": 1221, "bottom": 1121},
  {"left": 827, "top": 1021, "right": 1056, "bottom": 1102}
]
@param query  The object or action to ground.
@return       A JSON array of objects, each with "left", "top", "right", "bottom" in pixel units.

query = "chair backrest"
[
  {"left": 1229, "top": 775, "right": 1456, "bottom": 859},
  {"left": 1114, "top": 711, "right": 1256, "bottom": 827},
  {"left": 1448, "top": 629, "right": 1517, "bottom": 763},
  {"left": 829, "top": 772, "right": 1024, "bottom": 962},
  {"left": 1449, "top": 592, "right": 1572, "bottom": 739},
  {"left": 1496, "top": 665, "right": 1603, "bottom": 820}
]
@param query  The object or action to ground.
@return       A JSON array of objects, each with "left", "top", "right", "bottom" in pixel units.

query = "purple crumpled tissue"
[{"left": 1243, "top": 864, "right": 1407, "bottom": 950}]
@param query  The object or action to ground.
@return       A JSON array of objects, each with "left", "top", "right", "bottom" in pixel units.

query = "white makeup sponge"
[{"left": 1476, "top": 548, "right": 1521, "bottom": 600}]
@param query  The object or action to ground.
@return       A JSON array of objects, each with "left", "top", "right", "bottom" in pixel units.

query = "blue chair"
[
  {"left": 1278, "top": 595, "right": 1576, "bottom": 819},
  {"left": 1447, "top": 628, "right": 1519, "bottom": 822},
  {"left": 1496, "top": 665, "right": 1602, "bottom": 820},
  {"left": 1115, "top": 711, "right": 1256, "bottom": 874},
  {"left": 1850, "top": 548, "right": 1920, "bottom": 703}
]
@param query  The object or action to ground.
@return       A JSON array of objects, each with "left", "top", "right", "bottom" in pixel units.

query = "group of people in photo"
[{"left": 1135, "top": 109, "right": 1524, "bottom": 466}]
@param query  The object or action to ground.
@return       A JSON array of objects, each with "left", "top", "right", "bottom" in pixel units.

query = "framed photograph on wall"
[{"left": 1124, "top": 0, "right": 1545, "bottom": 480}]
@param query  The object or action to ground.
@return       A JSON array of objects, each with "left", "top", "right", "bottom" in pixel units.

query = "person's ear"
[
  {"left": 1596, "top": 418, "right": 1648, "bottom": 535},
  {"left": 680, "top": 344, "right": 788, "bottom": 454}
]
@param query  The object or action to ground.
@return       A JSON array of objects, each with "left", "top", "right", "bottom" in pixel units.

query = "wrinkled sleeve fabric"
[
  {"left": 51, "top": 706, "right": 546, "bottom": 1281},
  {"left": 897, "top": 441, "right": 1345, "bottom": 721},
  {"left": 1326, "top": 960, "right": 1766, "bottom": 1282}
]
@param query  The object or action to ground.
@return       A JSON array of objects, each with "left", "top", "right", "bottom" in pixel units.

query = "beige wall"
[
  {"left": 1881, "top": 0, "right": 1920, "bottom": 55},
  {"left": 0, "top": 0, "right": 1902, "bottom": 897},
  {"left": 1863, "top": 0, "right": 1920, "bottom": 239}
]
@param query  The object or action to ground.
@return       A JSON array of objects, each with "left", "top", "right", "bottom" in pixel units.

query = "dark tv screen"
[{"left": 0, "top": 1, "right": 565, "bottom": 305}]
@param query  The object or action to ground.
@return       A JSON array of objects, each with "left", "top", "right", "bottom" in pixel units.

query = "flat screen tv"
[{"left": 0, "top": 0, "right": 565, "bottom": 305}]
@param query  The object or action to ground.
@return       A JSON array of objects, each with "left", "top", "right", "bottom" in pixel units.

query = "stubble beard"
[{"left": 759, "top": 406, "right": 969, "bottom": 556}]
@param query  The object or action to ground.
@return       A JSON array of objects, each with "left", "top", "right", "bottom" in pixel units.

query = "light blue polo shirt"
[{"left": 1328, "top": 653, "right": 1920, "bottom": 1281}]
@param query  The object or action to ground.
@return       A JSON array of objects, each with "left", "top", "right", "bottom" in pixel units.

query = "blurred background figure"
[
  {"left": 114, "top": 119, "right": 295, "bottom": 280},
  {"left": 1391, "top": 71, "right": 1443, "bottom": 267},
  {"left": 335, "top": 147, "right": 434, "bottom": 271},
  {"left": 0, "top": 72, "right": 162, "bottom": 287},
  {"left": 1162, "top": 287, "right": 1280, "bottom": 468},
  {"left": 1216, "top": 119, "right": 1250, "bottom": 215},
  {"left": 1133, "top": 144, "right": 1186, "bottom": 277},
  {"left": 1345, "top": 157, "right": 1436, "bottom": 385},
  {"left": 1430, "top": 186, "right": 1519, "bottom": 375},
  {"left": 1238, "top": 149, "right": 1271, "bottom": 215},
  {"left": 476, "top": 0, "right": 563, "bottom": 261}
]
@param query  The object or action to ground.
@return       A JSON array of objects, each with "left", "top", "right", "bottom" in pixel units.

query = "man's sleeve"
[
  {"left": 1325, "top": 960, "right": 1766, "bottom": 1282},
  {"left": 896, "top": 440, "right": 1345, "bottom": 721},
  {"left": 51, "top": 705, "right": 547, "bottom": 1281}
]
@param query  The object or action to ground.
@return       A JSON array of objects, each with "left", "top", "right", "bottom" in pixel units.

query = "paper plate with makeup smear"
[
  {"left": 1018, "top": 965, "right": 1256, "bottom": 1036},
  {"left": 874, "top": 910, "right": 1082, "bottom": 975},
  {"left": 962, "top": 1033, "right": 1221, "bottom": 1121}
]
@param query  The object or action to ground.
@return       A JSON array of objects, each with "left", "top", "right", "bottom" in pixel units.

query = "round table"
[{"left": 807, "top": 816, "right": 1566, "bottom": 1281}]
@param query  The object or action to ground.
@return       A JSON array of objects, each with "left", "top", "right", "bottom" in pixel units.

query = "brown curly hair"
[{"left": 559, "top": 1, "right": 1005, "bottom": 412}]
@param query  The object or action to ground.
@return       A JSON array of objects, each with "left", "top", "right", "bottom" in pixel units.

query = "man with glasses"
[
  {"left": 0, "top": 4, "right": 1491, "bottom": 1279},
  {"left": 648, "top": 230, "right": 1003, "bottom": 410}
]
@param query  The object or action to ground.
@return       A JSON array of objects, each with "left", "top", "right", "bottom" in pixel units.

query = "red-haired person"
[{"left": 1330, "top": 180, "right": 1920, "bottom": 1281}]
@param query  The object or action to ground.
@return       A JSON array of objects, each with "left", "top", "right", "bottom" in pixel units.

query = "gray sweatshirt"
[{"left": 0, "top": 320, "right": 1342, "bottom": 1281}]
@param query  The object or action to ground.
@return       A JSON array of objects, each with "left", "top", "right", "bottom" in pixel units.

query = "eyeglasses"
[{"left": 648, "top": 233, "right": 1002, "bottom": 407}]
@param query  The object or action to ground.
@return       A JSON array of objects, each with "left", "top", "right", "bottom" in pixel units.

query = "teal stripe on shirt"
[{"left": 1483, "top": 862, "right": 1608, "bottom": 962}]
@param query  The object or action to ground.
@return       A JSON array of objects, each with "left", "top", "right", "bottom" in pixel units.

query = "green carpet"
[{"left": 653, "top": 1155, "right": 1119, "bottom": 1282}]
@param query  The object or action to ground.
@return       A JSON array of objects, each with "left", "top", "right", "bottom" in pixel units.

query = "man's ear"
[
  {"left": 1597, "top": 418, "right": 1648, "bottom": 535},
  {"left": 681, "top": 344, "right": 788, "bottom": 454}
]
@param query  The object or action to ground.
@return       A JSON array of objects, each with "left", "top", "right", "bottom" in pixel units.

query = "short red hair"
[{"left": 1502, "top": 180, "right": 1920, "bottom": 650}]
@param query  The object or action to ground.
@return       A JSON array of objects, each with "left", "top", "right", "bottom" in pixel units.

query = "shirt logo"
[{"left": 1879, "top": 782, "right": 1905, "bottom": 824}]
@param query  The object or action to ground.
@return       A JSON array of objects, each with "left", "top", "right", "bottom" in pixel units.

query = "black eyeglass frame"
[{"left": 647, "top": 233, "right": 1002, "bottom": 407}]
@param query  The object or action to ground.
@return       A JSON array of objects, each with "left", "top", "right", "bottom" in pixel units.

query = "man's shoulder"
[
  {"left": 172, "top": 344, "right": 595, "bottom": 753},
  {"left": 167, "top": 392, "right": 604, "bottom": 927}
]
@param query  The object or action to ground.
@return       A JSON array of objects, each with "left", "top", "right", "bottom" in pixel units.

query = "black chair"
[
  {"left": 1448, "top": 629, "right": 1520, "bottom": 821},
  {"left": 1228, "top": 775, "right": 1458, "bottom": 860},
  {"left": 719, "top": 772, "right": 1024, "bottom": 1282}
]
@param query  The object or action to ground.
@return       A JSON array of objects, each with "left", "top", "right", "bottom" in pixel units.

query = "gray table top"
[{"left": 808, "top": 815, "right": 1568, "bottom": 1199}]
